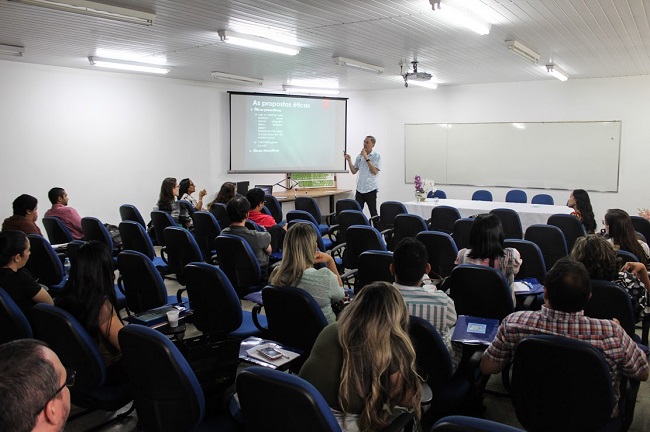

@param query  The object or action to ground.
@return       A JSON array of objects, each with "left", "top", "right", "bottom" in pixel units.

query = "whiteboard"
[{"left": 404, "top": 121, "right": 621, "bottom": 192}]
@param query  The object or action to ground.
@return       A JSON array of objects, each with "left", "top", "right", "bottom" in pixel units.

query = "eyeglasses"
[{"left": 34, "top": 368, "right": 75, "bottom": 416}]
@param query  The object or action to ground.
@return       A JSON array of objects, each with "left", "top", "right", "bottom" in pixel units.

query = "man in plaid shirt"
[{"left": 480, "top": 256, "right": 648, "bottom": 416}]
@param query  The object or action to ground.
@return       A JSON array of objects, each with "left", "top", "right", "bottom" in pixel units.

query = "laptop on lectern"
[{"left": 254, "top": 185, "right": 273, "bottom": 195}]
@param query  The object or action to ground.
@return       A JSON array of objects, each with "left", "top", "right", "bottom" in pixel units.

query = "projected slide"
[{"left": 230, "top": 92, "right": 348, "bottom": 173}]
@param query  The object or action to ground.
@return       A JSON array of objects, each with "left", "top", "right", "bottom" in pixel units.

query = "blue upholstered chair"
[
  {"left": 452, "top": 218, "right": 474, "bottom": 250},
  {"left": 150, "top": 210, "right": 177, "bottom": 249},
  {"left": 264, "top": 194, "right": 284, "bottom": 224},
  {"left": 504, "top": 239, "right": 546, "bottom": 284},
  {"left": 531, "top": 194, "right": 554, "bottom": 205},
  {"left": 547, "top": 213, "right": 586, "bottom": 253},
  {"left": 630, "top": 216, "right": 650, "bottom": 245},
  {"left": 428, "top": 189, "right": 447, "bottom": 199},
  {"left": 524, "top": 224, "right": 568, "bottom": 271},
  {"left": 295, "top": 196, "right": 334, "bottom": 236},
  {"left": 119, "top": 324, "right": 239, "bottom": 432},
  {"left": 416, "top": 231, "right": 459, "bottom": 278},
  {"left": 357, "top": 250, "right": 394, "bottom": 289},
  {"left": 389, "top": 213, "right": 428, "bottom": 251},
  {"left": 81, "top": 216, "right": 119, "bottom": 256},
  {"left": 379, "top": 201, "right": 408, "bottom": 234},
  {"left": 336, "top": 209, "right": 371, "bottom": 245},
  {"left": 471, "top": 190, "right": 492, "bottom": 201},
  {"left": 490, "top": 208, "right": 523, "bottom": 240},
  {"left": 287, "top": 210, "right": 335, "bottom": 250},
  {"left": 449, "top": 264, "right": 514, "bottom": 321},
  {"left": 191, "top": 211, "right": 221, "bottom": 263},
  {"left": 0, "top": 288, "right": 33, "bottom": 344},
  {"left": 343, "top": 225, "right": 388, "bottom": 292},
  {"left": 119, "top": 204, "right": 147, "bottom": 227},
  {"left": 184, "top": 262, "right": 266, "bottom": 339},
  {"left": 214, "top": 234, "right": 265, "bottom": 299},
  {"left": 505, "top": 189, "right": 527, "bottom": 203},
  {"left": 25, "top": 234, "right": 67, "bottom": 295},
  {"left": 163, "top": 226, "right": 203, "bottom": 290},
  {"left": 209, "top": 203, "right": 231, "bottom": 229},
  {"left": 432, "top": 416, "right": 524, "bottom": 431},
  {"left": 118, "top": 221, "right": 168, "bottom": 272},
  {"left": 42, "top": 216, "right": 74, "bottom": 244},
  {"left": 31, "top": 304, "right": 134, "bottom": 430},
  {"left": 429, "top": 205, "right": 461, "bottom": 234}
]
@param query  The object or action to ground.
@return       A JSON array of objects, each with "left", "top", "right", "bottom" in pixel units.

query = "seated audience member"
[
  {"left": 300, "top": 281, "right": 422, "bottom": 431},
  {"left": 571, "top": 234, "right": 649, "bottom": 321},
  {"left": 0, "top": 339, "right": 71, "bottom": 432},
  {"left": 207, "top": 181, "right": 236, "bottom": 207},
  {"left": 2, "top": 194, "right": 42, "bottom": 235},
  {"left": 480, "top": 257, "right": 649, "bottom": 418},
  {"left": 567, "top": 189, "right": 597, "bottom": 234},
  {"left": 221, "top": 195, "right": 271, "bottom": 274},
  {"left": 43, "top": 187, "right": 84, "bottom": 240},
  {"left": 55, "top": 241, "right": 126, "bottom": 385},
  {"left": 391, "top": 237, "right": 458, "bottom": 366},
  {"left": 246, "top": 187, "right": 286, "bottom": 252},
  {"left": 454, "top": 213, "right": 521, "bottom": 300},
  {"left": 154, "top": 177, "right": 192, "bottom": 229},
  {"left": 604, "top": 208, "right": 650, "bottom": 264},
  {"left": 0, "top": 230, "right": 53, "bottom": 316},
  {"left": 269, "top": 223, "right": 344, "bottom": 324},
  {"left": 178, "top": 178, "right": 207, "bottom": 211}
]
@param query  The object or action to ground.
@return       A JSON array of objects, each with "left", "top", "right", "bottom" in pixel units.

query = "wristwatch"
[{"left": 366, "top": 158, "right": 370, "bottom": 162}]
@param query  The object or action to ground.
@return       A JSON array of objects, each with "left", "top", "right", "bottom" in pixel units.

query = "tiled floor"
[{"left": 66, "top": 276, "right": 650, "bottom": 431}]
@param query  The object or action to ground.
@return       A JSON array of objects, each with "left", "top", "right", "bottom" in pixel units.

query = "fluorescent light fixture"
[
  {"left": 211, "top": 71, "right": 263, "bottom": 86},
  {"left": 283, "top": 85, "right": 340, "bottom": 95},
  {"left": 218, "top": 30, "right": 300, "bottom": 56},
  {"left": 333, "top": 56, "right": 384, "bottom": 74},
  {"left": 546, "top": 64, "right": 569, "bottom": 81},
  {"left": 512, "top": 123, "right": 526, "bottom": 129},
  {"left": 0, "top": 44, "right": 24, "bottom": 57},
  {"left": 88, "top": 56, "right": 169, "bottom": 74},
  {"left": 430, "top": 0, "right": 490, "bottom": 35},
  {"left": 506, "top": 40, "right": 541, "bottom": 64},
  {"left": 407, "top": 80, "right": 438, "bottom": 90},
  {"left": 8, "top": 0, "right": 155, "bottom": 25}
]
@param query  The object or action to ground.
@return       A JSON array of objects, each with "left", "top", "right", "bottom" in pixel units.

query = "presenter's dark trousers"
[{"left": 355, "top": 189, "right": 378, "bottom": 218}]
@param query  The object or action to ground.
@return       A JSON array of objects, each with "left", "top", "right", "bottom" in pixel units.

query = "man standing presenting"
[
  {"left": 44, "top": 188, "right": 84, "bottom": 240},
  {"left": 480, "top": 257, "right": 649, "bottom": 417},
  {"left": 344, "top": 135, "right": 381, "bottom": 217},
  {"left": 0, "top": 339, "right": 72, "bottom": 431}
]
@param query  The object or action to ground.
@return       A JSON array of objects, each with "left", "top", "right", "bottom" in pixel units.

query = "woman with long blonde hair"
[
  {"left": 269, "top": 222, "right": 343, "bottom": 323},
  {"left": 300, "top": 282, "right": 422, "bottom": 431}
]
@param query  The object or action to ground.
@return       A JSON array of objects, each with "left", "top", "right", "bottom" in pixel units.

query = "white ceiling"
[{"left": 1, "top": 0, "right": 650, "bottom": 92}]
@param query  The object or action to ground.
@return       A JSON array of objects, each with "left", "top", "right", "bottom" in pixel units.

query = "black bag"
[{"left": 104, "top": 223, "right": 123, "bottom": 249}]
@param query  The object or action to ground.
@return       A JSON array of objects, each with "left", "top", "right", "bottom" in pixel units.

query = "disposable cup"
[{"left": 166, "top": 310, "right": 180, "bottom": 328}]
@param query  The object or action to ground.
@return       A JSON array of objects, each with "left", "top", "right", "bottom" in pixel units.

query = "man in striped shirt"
[
  {"left": 481, "top": 257, "right": 649, "bottom": 417},
  {"left": 391, "top": 238, "right": 458, "bottom": 363}
]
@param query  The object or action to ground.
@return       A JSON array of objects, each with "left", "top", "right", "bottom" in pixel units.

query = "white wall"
[{"left": 2, "top": 59, "right": 649, "bottom": 233}]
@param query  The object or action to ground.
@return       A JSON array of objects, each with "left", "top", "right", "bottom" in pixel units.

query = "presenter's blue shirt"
[{"left": 354, "top": 152, "right": 381, "bottom": 193}]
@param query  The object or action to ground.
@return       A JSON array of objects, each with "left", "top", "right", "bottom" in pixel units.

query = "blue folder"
[{"left": 451, "top": 315, "right": 499, "bottom": 345}]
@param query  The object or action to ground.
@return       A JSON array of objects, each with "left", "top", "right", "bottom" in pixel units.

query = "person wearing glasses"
[{"left": 0, "top": 339, "right": 72, "bottom": 432}]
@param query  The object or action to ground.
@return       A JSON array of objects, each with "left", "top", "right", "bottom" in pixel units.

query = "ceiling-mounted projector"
[{"left": 402, "top": 61, "right": 432, "bottom": 87}]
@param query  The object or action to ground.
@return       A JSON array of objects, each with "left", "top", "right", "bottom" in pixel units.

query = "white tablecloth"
[{"left": 404, "top": 198, "right": 573, "bottom": 231}]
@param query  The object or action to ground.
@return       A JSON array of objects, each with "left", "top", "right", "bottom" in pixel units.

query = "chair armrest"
[
  {"left": 340, "top": 269, "right": 358, "bottom": 291},
  {"left": 328, "top": 243, "right": 345, "bottom": 258},
  {"left": 381, "top": 412, "right": 414, "bottom": 432},
  {"left": 160, "top": 247, "right": 168, "bottom": 264},
  {"left": 117, "top": 276, "right": 126, "bottom": 296},
  {"left": 176, "top": 287, "right": 187, "bottom": 303},
  {"left": 370, "top": 214, "right": 380, "bottom": 228},
  {"left": 324, "top": 211, "right": 336, "bottom": 226},
  {"left": 251, "top": 304, "right": 268, "bottom": 332}
]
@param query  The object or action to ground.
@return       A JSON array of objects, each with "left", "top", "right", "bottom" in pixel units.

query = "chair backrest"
[
  {"left": 416, "top": 231, "right": 459, "bottom": 278},
  {"left": 0, "top": 288, "right": 33, "bottom": 343},
  {"left": 429, "top": 206, "right": 461, "bottom": 234},
  {"left": 183, "top": 262, "right": 244, "bottom": 335},
  {"left": 471, "top": 190, "right": 492, "bottom": 201},
  {"left": 262, "top": 286, "right": 328, "bottom": 355},
  {"left": 150, "top": 210, "right": 176, "bottom": 247},
  {"left": 163, "top": 227, "right": 203, "bottom": 285},
  {"left": 379, "top": 201, "right": 408, "bottom": 231},
  {"left": 524, "top": 224, "right": 568, "bottom": 271},
  {"left": 547, "top": 213, "right": 586, "bottom": 253},
  {"left": 357, "top": 250, "right": 394, "bottom": 289},
  {"left": 66, "top": 240, "right": 86, "bottom": 269},
  {"left": 287, "top": 210, "right": 319, "bottom": 227},
  {"left": 117, "top": 251, "right": 168, "bottom": 313},
  {"left": 119, "top": 221, "right": 156, "bottom": 260},
  {"left": 428, "top": 189, "right": 447, "bottom": 199},
  {"left": 452, "top": 218, "right": 474, "bottom": 250},
  {"left": 295, "top": 196, "right": 323, "bottom": 224},
  {"left": 118, "top": 324, "right": 205, "bottom": 432},
  {"left": 214, "top": 234, "right": 262, "bottom": 297},
  {"left": 334, "top": 198, "right": 362, "bottom": 222},
  {"left": 504, "top": 239, "right": 547, "bottom": 284},
  {"left": 505, "top": 189, "right": 527, "bottom": 203},
  {"left": 584, "top": 279, "right": 637, "bottom": 339},
  {"left": 389, "top": 214, "right": 428, "bottom": 251},
  {"left": 119, "top": 204, "right": 146, "bottom": 227},
  {"left": 343, "top": 225, "right": 387, "bottom": 271},
  {"left": 432, "top": 415, "right": 525, "bottom": 432},
  {"left": 337, "top": 210, "right": 370, "bottom": 244},
  {"left": 449, "top": 264, "right": 514, "bottom": 321},
  {"left": 531, "top": 194, "right": 554, "bottom": 205},
  {"left": 408, "top": 316, "right": 453, "bottom": 395},
  {"left": 81, "top": 217, "right": 114, "bottom": 250},
  {"left": 31, "top": 304, "right": 107, "bottom": 392},
  {"left": 630, "top": 215, "right": 650, "bottom": 246},
  {"left": 24, "top": 234, "right": 66, "bottom": 292},
  {"left": 489, "top": 208, "right": 523, "bottom": 240},
  {"left": 177, "top": 199, "right": 196, "bottom": 216},
  {"left": 209, "top": 203, "right": 231, "bottom": 229},
  {"left": 191, "top": 211, "right": 221, "bottom": 261},
  {"left": 511, "top": 335, "right": 615, "bottom": 432},
  {"left": 616, "top": 250, "right": 639, "bottom": 265},
  {"left": 264, "top": 195, "right": 283, "bottom": 224},
  {"left": 42, "top": 216, "right": 74, "bottom": 244},
  {"left": 237, "top": 366, "right": 342, "bottom": 432}
]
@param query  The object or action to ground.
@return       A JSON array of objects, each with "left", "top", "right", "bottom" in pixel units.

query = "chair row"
[{"left": 471, "top": 189, "right": 555, "bottom": 205}]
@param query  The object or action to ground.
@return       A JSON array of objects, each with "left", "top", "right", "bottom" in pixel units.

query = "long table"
[
  {"left": 273, "top": 188, "right": 352, "bottom": 213},
  {"left": 404, "top": 198, "right": 573, "bottom": 231}
]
